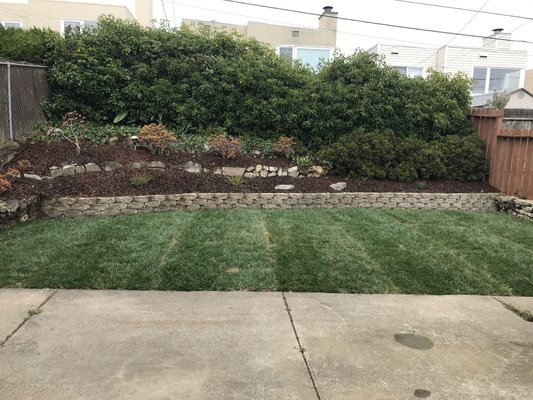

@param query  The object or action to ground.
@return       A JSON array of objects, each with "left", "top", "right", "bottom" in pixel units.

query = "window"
[
  {"left": 394, "top": 66, "right": 423, "bottom": 78},
  {"left": 277, "top": 45, "right": 331, "bottom": 69},
  {"left": 61, "top": 20, "right": 97, "bottom": 33},
  {"left": 473, "top": 67, "right": 520, "bottom": 93},
  {"left": 292, "top": 30, "right": 299, "bottom": 38},
  {"left": 1, "top": 21, "right": 22, "bottom": 28}
]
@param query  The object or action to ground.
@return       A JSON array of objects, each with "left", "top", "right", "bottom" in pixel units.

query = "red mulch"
[{"left": 1, "top": 141, "right": 498, "bottom": 199}]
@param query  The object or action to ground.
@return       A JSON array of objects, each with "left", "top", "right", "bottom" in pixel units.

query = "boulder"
[
  {"left": 61, "top": 164, "right": 76, "bottom": 176},
  {"left": 181, "top": 161, "right": 203, "bottom": 174},
  {"left": 260, "top": 170, "right": 268, "bottom": 178},
  {"left": 24, "top": 174, "right": 41, "bottom": 181},
  {"left": 275, "top": 184, "right": 295, "bottom": 191},
  {"left": 313, "top": 165, "right": 324, "bottom": 175},
  {"left": 148, "top": 161, "right": 166, "bottom": 170},
  {"left": 85, "top": 163, "right": 102, "bottom": 173},
  {"left": 255, "top": 164, "right": 263, "bottom": 172},
  {"left": 102, "top": 161, "right": 122, "bottom": 171},
  {"left": 330, "top": 182, "right": 347, "bottom": 191},
  {"left": 244, "top": 172, "right": 254, "bottom": 178},
  {"left": 222, "top": 167, "right": 246, "bottom": 177}
]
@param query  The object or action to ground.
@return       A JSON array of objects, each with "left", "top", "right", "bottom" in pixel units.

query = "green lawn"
[{"left": 1, "top": 209, "right": 532, "bottom": 295}]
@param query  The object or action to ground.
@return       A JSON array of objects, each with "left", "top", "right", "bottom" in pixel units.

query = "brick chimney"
[{"left": 319, "top": 6, "right": 338, "bottom": 31}]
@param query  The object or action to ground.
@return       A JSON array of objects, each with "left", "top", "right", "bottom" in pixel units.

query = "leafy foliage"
[
  {"left": 273, "top": 136, "right": 295, "bottom": 158},
  {"left": 486, "top": 92, "right": 511, "bottom": 109},
  {"left": 207, "top": 133, "right": 242, "bottom": 159},
  {"left": 137, "top": 124, "right": 179, "bottom": 155},
  {"left": 0, "top": 26, "right": 59, "bottom": 63},
  {"left": 44, "top": 18, "right": 473, "bottom": 147},
  {"left": 319, "top": 130, "right": 488, "bottom": 182}
]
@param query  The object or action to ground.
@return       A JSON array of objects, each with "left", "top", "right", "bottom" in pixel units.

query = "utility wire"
[
  {"left": 395, "top": 0, "right": 533, "bottom": 22},
  {"left": 222, "top": 0, "right": 533, "bottom": 45},
  {"left": 161, "top": 0, "right": 168, "bottom": 21},
  {"left": 162, "top": 0, "right": 444, "bottom": 48},
  {"left": 415, "top": 0, "right": 490, "bottom": 67}
]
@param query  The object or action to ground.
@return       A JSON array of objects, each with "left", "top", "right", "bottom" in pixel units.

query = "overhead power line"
[
  {"left": 395, "top": 0, "right": 533, "bottom": 22},
  {"left": 222, "top": 0, "right": 533, "bottom": 45}
]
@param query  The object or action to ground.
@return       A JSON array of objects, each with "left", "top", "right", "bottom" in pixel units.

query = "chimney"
[
  {"left": 482, "top": 28, "right": 511, "bottom": 50},
  {"left": 319, "top": 6, "right": 338, "bottom": 31}
]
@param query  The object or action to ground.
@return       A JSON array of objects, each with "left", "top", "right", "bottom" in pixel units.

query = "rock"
[
  {"left": 62, "top": 164, "right": 76, "bottom": 176},
  {"left": 84, "top": 163, "right": 101, "bottom": 173},
  {"left": 267, "top": 172, "right": 277, "bottom": 177},
  {"left": 308, "top": 173, "right": 320, "bottom": 178},
  {"left": 277, "top": 169, "right": 284, "bottom": 176},
  {"left": 222, "top": 167, "right": 245, "bottom": 177},
  {"left": 74, "top": 165, "right": 86, "bottom": 174},
  {"left": 50, "top": 168, "right": 63, "bottom": 178},
  {"left": 203, "top": 168, "right": 211, "bottom": 174},
  {"left": 252, "top": 150, "right": 261, "bottom": 156},
  {"left": 244, "top": 172, "right": 254, "bottom": 178},
  {"left": 330, "top": 182, "right": 347, "bottom": 191},
  {"left": 131, "top": 162, "right": 146, "bottom": 169},
  {"left": 148, "top": 161, "right": 166, "bottom": 170},
  {"left": 255, "top": 164, "right": 262, "bottom": 172},
  {"left": 275, "top": 184, "right": 295, "bottom": 191},
  {"left": 260, "top": 170, "right": 268, "bottom": 178},
  {"left": 268, "top": 166, "right": 278, "bottom": 172},
  {"left": 108, "top": 136, "right": 119, "bottom": 145},
  {"left": 280, "top": 170, "right": 288, "bottom": 177},
  {"left": 181, "top": 161, "right": 202, "bottom": 174},
  {"left": 102, "top": 161, "right": 122, "bottom": 171},
  {"left": 245, "top": 166, "right": 255, "bottom": 172},
  {"left": 288, "top": 170, "right": 299, "bottom": 178},
  {"left": 213, "top": 168, "right": 223, "bottom": 175},
  {"left": 287, "top": 166, "right": 299, "bottom": 173},
  {"left": 313, "top": 165, "right": 324, "bottom": 175},
  {"left": 24, "top": 174, "right": 42, "bottom": 181}
]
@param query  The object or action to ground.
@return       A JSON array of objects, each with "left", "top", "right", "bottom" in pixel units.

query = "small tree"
[
  {"left": 59, "top": 111, "right": 87, "bottom": 155},
  {"left": 486, "top": 92, "right": 511, "bottom": 109}
]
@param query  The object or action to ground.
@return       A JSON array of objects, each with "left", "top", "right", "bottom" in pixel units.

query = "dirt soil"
[{"left": 1, "top": 141, "right": 498, "bottom": 199}]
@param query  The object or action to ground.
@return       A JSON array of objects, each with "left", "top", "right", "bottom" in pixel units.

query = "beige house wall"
[
  {"left": 0, "top": 0, "right": 152, "bottom": 30},
  {"left": 525, "top": 70, "right": 533, "bottom": 93}
]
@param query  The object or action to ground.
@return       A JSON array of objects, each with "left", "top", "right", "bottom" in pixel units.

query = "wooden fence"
[
  {"left": 472, "top": 108, "right": 533, "bottom": 200},
  {"left": 0, "top": 60, "right": 50, "bottom": 145}
]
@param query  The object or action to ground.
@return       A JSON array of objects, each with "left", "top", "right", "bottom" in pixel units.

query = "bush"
[
  {"left": 273, "top": 136, "right": 295, "bottom": 158},
  {"left": 130, "top": 173, "right": 151, "bottom": 187},
  {"left": 137, "top": 123, "right": 178, "bottom": 155},
  {"left": 0, "top": 176, "right": 12, "bottom": 194},
  {"left": 318, "top": 130, "right": 488, "bottom": 182},
  {"left": 0, "top": 26, "right": 59, "bottom": 63},
  {"left": 207, "top": 133, "right": 242, "bottom": 159}
]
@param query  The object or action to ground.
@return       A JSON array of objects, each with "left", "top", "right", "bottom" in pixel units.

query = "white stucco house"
[{"left": 368, "top": 29, "right": 528, "bottom": 95}]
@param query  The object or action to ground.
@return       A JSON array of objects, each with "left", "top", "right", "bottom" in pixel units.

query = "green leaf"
[{"left": 113, "top": 111, "right": 128, "bottom": 124}]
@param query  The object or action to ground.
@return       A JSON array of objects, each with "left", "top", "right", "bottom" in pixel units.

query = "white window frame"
[
  {"left": 1, "top": 20, "right": 23, "bottom": 28},
  {"left": 276, "top": 45, "right": 333, "bottom": 67},
  {"left": 394, "top": 66, "right": 425, "bottom": 78},
  {"left": 61, "top": 19, "right": 97, "bottom": 33},
  {"left": 472, "top": 66, "right": 522, "bottom": 94}
]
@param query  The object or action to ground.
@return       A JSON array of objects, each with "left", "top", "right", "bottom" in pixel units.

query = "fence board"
[{"left": 472, "top": 109, "right": 533, "bottom": 200}]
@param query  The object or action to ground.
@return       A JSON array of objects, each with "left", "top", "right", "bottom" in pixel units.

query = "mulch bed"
[{"left": 1, "top": 141, "right": 498, "bottom": 199}]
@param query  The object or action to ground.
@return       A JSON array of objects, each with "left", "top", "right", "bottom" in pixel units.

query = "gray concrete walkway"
[{"left": 0, "top": 290, "right": 531, "bottom": 400}]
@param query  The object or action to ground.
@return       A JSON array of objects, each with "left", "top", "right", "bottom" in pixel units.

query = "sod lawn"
[{"left": 0, "top": 208, "right": 532, "bottom": 296}]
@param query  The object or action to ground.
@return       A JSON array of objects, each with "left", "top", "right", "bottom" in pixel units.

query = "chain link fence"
[{"left": 0, "top": 61, "right": 50, "bottom": 145}]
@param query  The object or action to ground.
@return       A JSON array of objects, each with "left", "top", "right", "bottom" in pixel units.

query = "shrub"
[
  {"left": 207, "top": 133, "right": 242, "bottom": 159},
  {"left": 138, "top": 123, "right": 178, "bottom": 155},
  {"left": 273, "top": 136, "right": 295, "bottom": 158},
  {"left": 130, "top": 173, "right": 151, "bottom": 187},
  {"left": 5, "top": 168, "right": 21, "bottom": 179},
  {"left": 225, "top": 175, "right": 243, "bottom": 186},
  {"left": 317, "top": 130, "right": 395, "bottom": 179},
  {"left": 51, "top": 111, "right": 87, "bottom": 155},
  {"left": 0, "top": 176, "right": 12, "bottom": 194},
  {"left": 318, "top": 130, "right": 488, "bottom": 182},
  {"left": 16, "top": 159, "right": 32, "bottom": 172},
  {"left": 0, "top": 26, "right": 59, "bottom": 63}
]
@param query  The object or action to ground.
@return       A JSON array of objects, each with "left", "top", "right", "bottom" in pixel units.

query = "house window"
[
  {"left": 395, "top": 66, "right": 423, "bottom": 78},
  {"left": 473, "top": 67, "right": 521, "bottom": 93},
  {"left": 1, "top": 21, "right": 22, "bottom": 28},
  {"left": 278, "top": 45, "right": 331, "bottom": 69},
  {"left": 61, "top": 20, "right": 97, "bottom": 33},
  {"left": 292, "top": 30, "right": 299, "bottom": 38}
]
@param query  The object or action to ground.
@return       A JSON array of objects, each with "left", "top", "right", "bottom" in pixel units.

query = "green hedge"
[
  {"left": 42, "top": 17, "right": 473, "bottom": 147},
  {"left": 0, "top": 26, "right": 59, "bottom": 64},
  {"left": 318, "top": 130, "right": 488, "bottom": 182}
]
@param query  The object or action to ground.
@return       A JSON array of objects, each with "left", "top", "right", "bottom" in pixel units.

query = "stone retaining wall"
[
  {"left": 495, "top": 196, "right": 533, "bottom": 221},
  {"left": 0, "top": 197, "right": 40, "bottom": 225},
  {"left": 41, "top": 192, "right": 498, "bottom": 218}
]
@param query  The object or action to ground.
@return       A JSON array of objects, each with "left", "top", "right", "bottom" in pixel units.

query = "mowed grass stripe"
[
  {"left": 263, "top": 209, "right": 400, "bottom": 293},
  {"left": 0, "top": 208, "right": 532, "bottom": 295},
  {"left": 159, "top": 210, "right": 278, "bottom": 291}
]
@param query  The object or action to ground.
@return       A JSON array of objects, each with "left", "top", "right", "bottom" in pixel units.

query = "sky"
[{"left": 153, "top": 0, "right": 533, "bottom": 66}]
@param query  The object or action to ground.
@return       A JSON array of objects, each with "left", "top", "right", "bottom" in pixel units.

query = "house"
[
  {"left": 0, "top": 0, "right": 153, "bottom": 32},
  {"left": 471, "top": 88, "right": 533, "bottom": 109},
  {"left": 182, "top": 6, "right": 338, "bottom": 69},
  {"left": 368, "top": 29, "right": 528, "bottom": 94}
]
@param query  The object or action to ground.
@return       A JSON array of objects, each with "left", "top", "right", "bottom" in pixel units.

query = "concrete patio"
[{"left": 0, "top": 290, "right": 531, "bottom": 399}]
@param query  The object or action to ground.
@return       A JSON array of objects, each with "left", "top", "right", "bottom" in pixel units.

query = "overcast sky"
[{"left": 153, "top": 0, "right": 533, "bottom": 66}]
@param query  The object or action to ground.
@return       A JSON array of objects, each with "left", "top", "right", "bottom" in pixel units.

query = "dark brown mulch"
[{"left": 1, "top": 141, "right": 498, "bottom": 199}]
